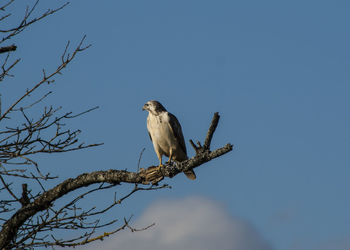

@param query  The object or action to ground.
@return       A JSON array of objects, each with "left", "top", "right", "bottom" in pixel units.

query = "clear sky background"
[{"left": 3, "top": 0, "right": 350, "bottom": 249}]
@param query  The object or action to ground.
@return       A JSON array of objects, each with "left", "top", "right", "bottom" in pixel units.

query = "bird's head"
[{"left": 142, "top": 100, "right": 167, "bottom": 115}]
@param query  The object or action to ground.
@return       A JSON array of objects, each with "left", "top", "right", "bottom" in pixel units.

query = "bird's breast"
[{"left": 147, "top": 113, "right": 177, "bottom": 149}]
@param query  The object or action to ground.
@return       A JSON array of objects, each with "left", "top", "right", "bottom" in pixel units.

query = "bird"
[{"left": 142, "top": 100, "right": 196, "bottom": 180}]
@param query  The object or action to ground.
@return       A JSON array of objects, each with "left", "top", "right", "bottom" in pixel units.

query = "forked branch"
[{"left": 0, "top": 112, "right": 233, "bottom": 248}]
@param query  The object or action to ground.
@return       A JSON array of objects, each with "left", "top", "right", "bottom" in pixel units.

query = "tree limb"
[
  {"left": 0, "top": 45, "right": 16, "bottom": 54},
  {"left": 0, "top": 112, "right": 233, "bottom": 248}
]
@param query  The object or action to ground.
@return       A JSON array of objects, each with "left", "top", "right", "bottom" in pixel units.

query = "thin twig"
[
  {"left": 137, "top": 148, "right": 145, "bottom": 172},
  {"left": 0, "top": 175, "right": 19, "bottom": 201}
]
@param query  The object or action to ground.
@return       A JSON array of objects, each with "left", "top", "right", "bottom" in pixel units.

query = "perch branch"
[{"left": 0, "top": 112, "right": 233, "bottom": 249}]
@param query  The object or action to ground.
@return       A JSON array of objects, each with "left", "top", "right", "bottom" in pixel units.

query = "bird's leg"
[
  {"left": 166, "top": 148, "right": 173, "bottom": 164},
  {"left": 156, "top": 153, "right": 164, "bottom": 171},
  {"left": 166, "top": 153, "right": 173, "bottom": 164}
]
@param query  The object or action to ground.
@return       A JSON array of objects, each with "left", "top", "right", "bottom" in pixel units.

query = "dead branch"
[
  {"left": 0, "top": 36, "right": 90, "bottom": 122},
  {"left": 0, "top": 1, "right": 68, "bottom": 83},
  {"left": 0, "top": 45, "right": 16, "bottom": 54},
  {"left": 0, "top": 1, "right": 69, "bottom": 45},
  {"left": 0, "top": 112, "right": 233, "bottom": 249},
  {"left": 0, "top": 54, "right": 20, "bottom": 82},
  {"left": 0, "top": 0, "right": 15, "bottom": 12},
  {"left": 0, "top": 37, "right": 97, "bottom": 181},
  {"left": 0, "top": 2, "right": 108, "bottom": 248}
]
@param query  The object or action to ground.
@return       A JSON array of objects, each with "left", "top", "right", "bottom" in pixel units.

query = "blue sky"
[{"left": 3, "top": 0, "right": 350, "bottom": 249}]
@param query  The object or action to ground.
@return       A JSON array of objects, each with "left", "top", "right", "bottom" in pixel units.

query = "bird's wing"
[
  {"left": 148, "top": 131, "right": 152, "bottom": 141},
  {"left": 168, "top": 112, "right": 187, "bottom": 156}
]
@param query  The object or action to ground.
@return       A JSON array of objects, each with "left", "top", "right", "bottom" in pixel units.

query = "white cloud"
[{"left": 79, "top": 197, "right": 273, "bottom": 250}]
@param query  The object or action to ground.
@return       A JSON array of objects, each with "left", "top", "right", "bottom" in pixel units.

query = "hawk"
[{"left": 142, "top": 100, "right": 196, "bottom": 180}]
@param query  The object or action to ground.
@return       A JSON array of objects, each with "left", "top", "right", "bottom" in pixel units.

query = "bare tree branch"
[
  {"left": 0, "top": 45, "right": 16, "bottom": 54},
  {"left": 0, "top": 0, "right": 14, "bottom": 12},
  {"left": 0, "top": 1, "right": 69, "bottom": 83},
  {"left": 203, "top": 112, "right": 220, "bottom": 150},
  {"left": 0, "top": 2, "right": 234, "bottom": 249},
  {"left": 0, "top": 1, "right": 69, "bottom": 44},
  {"left": 0, "top": 2, "right": 110, "bottom": 248},
  {"left": 0, "top": 175, "right": 19, "bottom": 201},
  {"left": 0, "top": 113, "right": 233, "bottom": 249},
  {"left": 0, "top": 36, "right": 89, "bottom": 122},
  {"left": 0, "top": 54, "right": 20, "bottom": 82}
]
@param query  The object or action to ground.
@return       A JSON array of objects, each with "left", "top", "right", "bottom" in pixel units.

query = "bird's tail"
[{"left": 184, "top": 170, "right": 196, "bottom": 180}]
